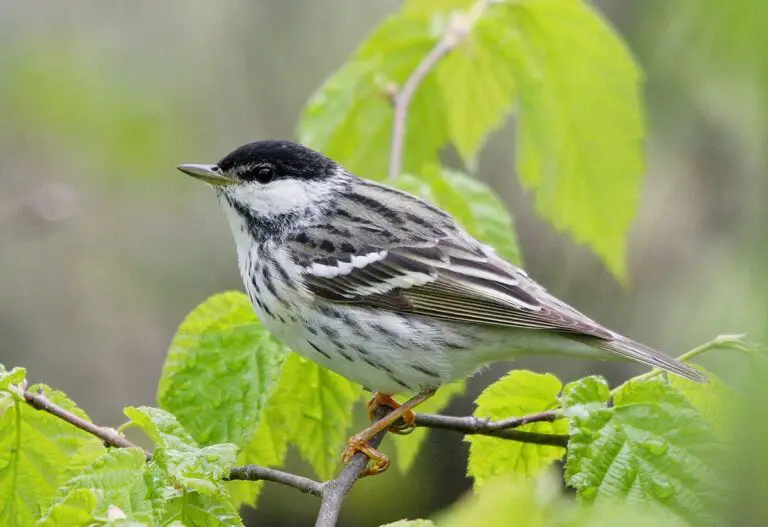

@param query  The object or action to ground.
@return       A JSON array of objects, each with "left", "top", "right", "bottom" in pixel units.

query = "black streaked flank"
[
  {"left": 331, "top": 340, "right": 355, "bottom": 362},
  {"left": 308, "top": 341, "right": 332, "bottom": 360},
  {"left": 410, "top": 364, "right": 440, "bottom": 379}
]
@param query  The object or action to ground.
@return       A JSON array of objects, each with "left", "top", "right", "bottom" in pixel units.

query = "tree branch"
[
  {"left": 20, "top": 384, "right": 568, "bottom": 526},
  {"left": 23, "top": 388, "right": 149, "bottom": 459},
  {"left": 415, "top": 411, "right": 568, "bottom": 448},
  {"left": 387, "top": 0, "right": 496, "bottom": 180},
  {"left": 315, "top": 406, "right": 391, "bottom": 527},
  {"left": 228, "top": 465, "right": 324, "bottom": 497}
]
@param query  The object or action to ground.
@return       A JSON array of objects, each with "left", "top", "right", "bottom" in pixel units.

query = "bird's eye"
[{"left": 255, "top": 166, "right": 274, "bottom": 184}]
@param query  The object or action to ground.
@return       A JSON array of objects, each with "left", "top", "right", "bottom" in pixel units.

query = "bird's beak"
[{"left": 176, "top": 164, "right": 235, "bottom": 187}]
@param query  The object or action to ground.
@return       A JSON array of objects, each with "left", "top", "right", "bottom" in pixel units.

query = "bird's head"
[{"left": 178, "top": 140, "right": 347, "bottom": 223}]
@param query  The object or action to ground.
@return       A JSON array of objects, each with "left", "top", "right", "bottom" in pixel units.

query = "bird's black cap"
[{"left": 217, "top": 140, "right": 337, "bottom": 181}]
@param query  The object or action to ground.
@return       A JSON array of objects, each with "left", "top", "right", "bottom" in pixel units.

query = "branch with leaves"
[{"left": 17, "top": 379, "right": 568, "bottom": 527}]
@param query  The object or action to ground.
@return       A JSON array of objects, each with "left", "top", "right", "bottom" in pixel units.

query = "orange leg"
[
  {"left": 366, "top": 393, "right": 416, "bottom": 435},
  {"left": 343, "top": 389, "right": 436, "bottom": 476}
]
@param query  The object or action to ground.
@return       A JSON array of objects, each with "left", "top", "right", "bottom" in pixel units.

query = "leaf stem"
[{"left": 387, "top": 0, "right": 496, "bottom": 181}]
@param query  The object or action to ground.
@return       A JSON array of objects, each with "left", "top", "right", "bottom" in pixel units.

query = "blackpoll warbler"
[{"left": 178, "top": 140, "right": 705, "bottom": 474}]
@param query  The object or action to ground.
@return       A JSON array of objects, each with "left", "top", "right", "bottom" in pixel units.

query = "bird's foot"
[
  {"left": 341, "top": 435, "right": 390, "bottom": 477},
  {"left": 366, "top": 393, "right": 416, "bottom": 435}
]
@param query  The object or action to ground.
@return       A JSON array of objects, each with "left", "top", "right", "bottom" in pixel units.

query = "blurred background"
[{"left": 1, "top": 1, "right": 765, "bottom": 525}]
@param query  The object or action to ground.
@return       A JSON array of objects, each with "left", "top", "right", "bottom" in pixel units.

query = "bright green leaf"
[
  {"left": 381, "top": 520, "right": 436, "bottom": 527},
  {"left": 436, "top": 13, "right": 517, "bottom": 166},
  {"left": 467, "top": 371, "right": 566, "bottom": 488},
  {"left": 0, "top": 367, "right": 26, "bottom": 392},
  {"left": 668, "top": 366, "right": 740, "bottom": 439},
  {"left": 125, "top": 406, "right": 238, "bottom": 496},
  {"left": 227, "top": 395, "right": 291, "bottom": 509},
  {"left": 437, "top": 473, "right": 572, "bottom": 527},
  {"left": 566, "top": 377, "right": 725, "bottom": 525},
  {"left": 158, "top": 291, "right": 288, "bottom": 447},
  {"left": 396, "top": 168, "right": 520, "bottom": 264},
  {"left": 0, "top": 385, "right": 104, "bottom": 527},
  {"left": 501, "top": 0, "right": 645, "bottom": 279},
  {"left": 267, "top": 354, "right": 361, "bottom": 480},
  {"left": 48, "top": 448, "right": 157, "bottom": 525},
  {"left": 393, "top": 381, "right": 465, "bottom": 474},
  {"left": 561, "top": 375, "right": 611, "bottom": 408},
  {"left": 299, "top": 14, "right": 446, "bottom": 180},
  {"left": 35, "top": 488, "right": 98, "bottom": 527},
  {"left": 161, "top": 491, "right": 244, "bottom": 527}
]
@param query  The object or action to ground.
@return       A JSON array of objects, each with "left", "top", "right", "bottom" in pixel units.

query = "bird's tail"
[{"left": 572, "top": 335, "right": 708, "bottom": 383}]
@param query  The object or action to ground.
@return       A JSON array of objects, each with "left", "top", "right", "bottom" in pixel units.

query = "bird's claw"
[
  {"left": 341, "top": 436, "right": 391, "bottom": 477},
  {"left": 367, "top": 393, "right": 416, "bottom": 435}
]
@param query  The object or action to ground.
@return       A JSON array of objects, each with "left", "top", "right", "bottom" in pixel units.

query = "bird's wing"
[
  {"left": 286, "top": 222, "right": 613, "bottom": 341},
  {"left": 285, "top": 179, "right": 705, "bottom": 383}
]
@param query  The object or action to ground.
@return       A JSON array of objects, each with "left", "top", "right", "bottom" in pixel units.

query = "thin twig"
[
  {"left": 315, "top": 407, "right": 391, "bottom": 527},
  {"left": 387, "top": 0, "right": 496, "bottom": 180},
  {"left": 22, "top": 389, "right": 150, "bottom": 459},
  {"left": 228, "top": 465, "right": 324, "bottom": 497},
  {"left": 415, "top": 411, "right": 568, "bottom": 448}
]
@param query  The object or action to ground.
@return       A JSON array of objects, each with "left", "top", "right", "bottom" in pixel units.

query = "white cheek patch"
[
  {"left": 310, "top": 251, "right": 388, "bottom": 277},
  {"left": 227, "top": 179, "right": 330, "bottom": 216}
]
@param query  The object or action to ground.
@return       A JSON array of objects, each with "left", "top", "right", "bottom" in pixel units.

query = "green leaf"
[
  {"left": 161, "top": 491, "right": 244, "bottom": 527},
  {"left": 226, "top": 399, "right": 291, "bottom": 509},
  {"left": 299, "top": 13, "right": 447, "bottom": 180},
  {"left": 566, "top": 377, "right": 725, "bottom": 525},
  {"left": 392, "top": 381, "right": 465, "bottom": 474},
  {"left": 381, "top": 520, "right": 436, "bottom": 527},
  {"left": 158, "top": 291, "right": 288, "bottom": 447},
  {"left": 437, "top": 472, "right": 572, "bottom": 527},
  {"left": 0, "top": 366, "right": 26, "bottom": 392},
  {"left": 0, "top": 385, "right": 104, "bottom": 527},
  {"left": 267, "top": 354, "right": 362, "bottom": 480},
  {"left": 35, "top": 488, "right": 98, "bottom": 527},
  {"left": 667, "top": 366, "right": 740, "bottom": 439},
  {"left": 124, "top": 407, "right": 238, "bottom": 496},
  {"left": 501, "top": 0, "right": 645, "bottom": 279},
  {"left": 436, "top": 12, "right": 517, "bottom": 166},
  {"left": 466, "top": 371, "right": 566, "bottom": 488},
  {"left": 396, "top": 168, "right": 520, "bottom": 264},
  {"left": 561, "top": 375, "right": 611, "bottom": 408},
  {"left": 47, "top": 448, "right": 157, "bottom": 525}
]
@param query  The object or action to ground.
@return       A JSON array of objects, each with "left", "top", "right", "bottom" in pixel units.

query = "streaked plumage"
[{"left": 178, "top": 140, "right": 706, "bottom": 394}]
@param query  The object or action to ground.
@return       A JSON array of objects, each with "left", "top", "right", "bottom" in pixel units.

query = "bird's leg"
[
  {"left": 343, "top": 389, "right": 436, "bottom": 476},
  {"left": 366, "top": 393, "right": 415, "bottom": 435}
]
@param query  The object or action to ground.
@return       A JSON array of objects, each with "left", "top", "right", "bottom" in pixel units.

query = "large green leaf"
[
  {"left": 501, "top": 0, "right": 645, "bottom": 279},
  {"left": 466, "top": 371, "right": 567, "bottom": 488},
  {"left": 435, "top": 13, "right": 517, "bottom": 166},
  {"left": 267, "top": 354, "right": 362, "bottom": 480},
  {"left": 566, "top": 377, "right": 725, "bottom": 525},
  {"left": 158, "top": 291, "right": 288, "bottom": 448},
  {"left": 124, "top": 407, "right": 238, "bottom": 497},
  {"left": 392, "top": 381, "right": 465, "bottom": 474},
  {"left": 45, "top": 448, "right": 156, "bottom": 525},
  {"left": 35, "top": 488, "right": 98, "bottom": 527},
  {"left": 381, "top": 521, "right": 436, "bottom": 527},
  {"left": 299, "top": 13, "right": 446, "bottom": 180},
  {"left": 0, "top": 384, "right": 104, "bottom": 527},
  {"left": 227, "top": 395, "right": 291, "bottom": 509},
  {"left": 395, "top": 169, "right": 520, "bottom": 264},
  {"left": 161, "top": 492, "right": 244, "bottom": 527}
]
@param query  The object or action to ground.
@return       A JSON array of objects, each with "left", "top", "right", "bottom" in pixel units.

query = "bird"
[{"left": 177, "top": 140, "right": 706, "bottom": 475}]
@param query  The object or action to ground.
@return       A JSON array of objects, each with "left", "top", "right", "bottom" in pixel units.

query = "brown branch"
[
  {"left": 415, "top": 411, "right": 568, "bottom": 448},
  {"left": 23, "top": 389, "right": 149, "bottom": 459},
  {"left": 314, "top": 406, "right": 391, "bottom": 527},
  {"left": 228, "top": 465, "right": 324, "bottom": 497},
  {"left": 21, "top": 384, "right": 568, "bottom": 527},
  {"left": 387, "top": 0, "right": 496, "bottom": 180}
]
